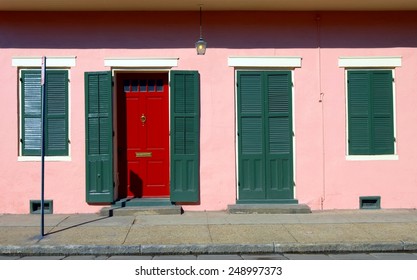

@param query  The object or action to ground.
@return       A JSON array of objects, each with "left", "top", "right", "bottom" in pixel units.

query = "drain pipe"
[{"left": 316, "top": 15, "right": 326, "bottom": 210}]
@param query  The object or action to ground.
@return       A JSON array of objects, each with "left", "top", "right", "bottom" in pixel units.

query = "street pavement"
[{"left": 1, "top": 209, "right": 417, "bottom": 258}]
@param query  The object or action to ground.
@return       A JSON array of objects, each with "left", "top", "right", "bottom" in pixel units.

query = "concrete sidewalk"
[{"left": 1, "top": 209, "right": 417, "bottom": 256}]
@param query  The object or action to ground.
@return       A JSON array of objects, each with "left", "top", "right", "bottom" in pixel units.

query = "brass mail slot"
[{"left": 135, "top": 152, "right": 152, "bottom": 158}]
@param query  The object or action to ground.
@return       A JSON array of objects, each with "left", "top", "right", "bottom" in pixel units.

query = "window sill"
[
  {"left": 18, "top": 156, "right": 71, "bottom": 162},
  {"left": 346, "top": 155, "right": 399, "bottom": 161}
]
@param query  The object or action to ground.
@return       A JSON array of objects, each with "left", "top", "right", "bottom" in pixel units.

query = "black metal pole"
[{"left": 40, "top": 56, "right": 46, "bottom": 237}]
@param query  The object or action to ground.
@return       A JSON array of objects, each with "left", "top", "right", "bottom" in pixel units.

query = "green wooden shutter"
[
  {"left": 237, "top": 72, "right": 265, "bottom": 200},
  {"left": 45, "top": 71, "right": 69, "bottom": 156},
  {"left": 348, "top": 70, "right": 394, "bottom": 155},
  {"left": 170, "top": 71, "right": 200, "bottom": 202},
  {"left": 371, "top": 71, "right": 394, "bottom": 154},
  {"left": 265, "top": 71, "right": 293, "bottom": 199},
  {"left": 85, "top": 71, "right": 114, "bottom": 203},
  {"left": 21, "top": 70, "right": 68, "bottom": 156},
  {"left": 21, "top": 70, "right": 42, "bottom": 156}
]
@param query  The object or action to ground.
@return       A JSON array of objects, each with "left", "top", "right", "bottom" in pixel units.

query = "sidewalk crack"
[
  {"left": 205, "top": 212, "right": 214, "bottom": 243},
  {"left": 282, "top": 224, "right": 299, "bottom": 243},
  {"left": 122, "top": 218, "right": 135, "bottom": 245}
]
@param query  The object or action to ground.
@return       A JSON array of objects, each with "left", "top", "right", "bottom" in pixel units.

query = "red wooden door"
[{"left": 117, "top": 73, "right": 169, "bottom": 198}]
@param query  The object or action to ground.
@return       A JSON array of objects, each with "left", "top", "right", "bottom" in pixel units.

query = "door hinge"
[
  {"left": 394, "top": 137, "right": 396, "bottom": 142},
  {"left": 20, "top": 78, "right": 23, "bottom": 82}
]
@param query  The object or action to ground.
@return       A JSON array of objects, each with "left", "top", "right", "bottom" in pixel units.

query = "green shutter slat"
[
  {"left": 241, "top": 117, "right": 263, "bottom": 154},
  {"left": 85, "top": 71, "right": 114, "bottom": 203},
  {"left": 45, "top": 71, "right": 68, "bottom": 156},
  {"left": 170, "top": 71, "right": 200, "bottom": 202},
  {"left": 348, "top": 70, "right": 394, "bottom": 155}
]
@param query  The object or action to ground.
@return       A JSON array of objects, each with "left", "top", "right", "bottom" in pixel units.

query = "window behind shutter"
[{"left": 170, "top": 71, "right": 200, "bottom": 203}]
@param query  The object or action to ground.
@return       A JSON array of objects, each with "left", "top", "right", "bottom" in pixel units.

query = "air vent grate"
[
  {"left": 359, "top": 196, "right": 381, "bottom": 210},
  {"left": 30, "top": 200, "right": 53, "bottom": 214}
]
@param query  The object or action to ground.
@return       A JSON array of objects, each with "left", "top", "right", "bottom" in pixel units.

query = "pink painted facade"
[{"left": 1, "top": 11, "right": 417, "bottom": 213}]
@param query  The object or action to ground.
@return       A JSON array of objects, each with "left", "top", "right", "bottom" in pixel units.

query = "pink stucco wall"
[{"left": 1, "top": 11, "right": 417, "bottom": 213}]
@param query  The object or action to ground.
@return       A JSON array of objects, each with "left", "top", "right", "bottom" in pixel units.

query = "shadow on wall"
[{"left": 1, "top": 11, "right": 417, "bottom": 49}]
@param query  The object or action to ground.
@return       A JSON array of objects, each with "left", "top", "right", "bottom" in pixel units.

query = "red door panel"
[{"left": 117, "top": 73, "right": 169, "bottom": 198}]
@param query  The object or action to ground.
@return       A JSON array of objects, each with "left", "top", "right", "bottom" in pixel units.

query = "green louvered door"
[
  {"left": 237, "top": 71, "right": 294, "bottom": 202},
  {"left": 85, "top": 71, "right": 114, "bottom": 203},
  {"left": 170, "top": 71, "right": 200, "bottom": 202}
]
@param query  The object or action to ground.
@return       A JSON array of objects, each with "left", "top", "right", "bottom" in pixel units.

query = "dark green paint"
[
  {"left": 237, "top": 71, "right": 294, "bottom": 202},
  {"left": 348, "top": 70, "right": 394, "bottom": 155},
  {"left": 21, "top": 70, "right": 68, "bottom": 156},
  {"left": 170, "top": 71, "right": 200, "bottom": 203},
  {"left": 85, "top": 71, "right": 114, "bottom": 203}
]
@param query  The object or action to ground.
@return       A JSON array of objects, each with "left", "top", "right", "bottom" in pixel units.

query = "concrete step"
[
  {"left": 99, "top": 198, "right": 182, "bottom": 216},
  {"left": 100, "top": 205, "right": 182, "bottom": 216},
  {"left": 227, "top": 204, "right": 311, "bottom": 214}
]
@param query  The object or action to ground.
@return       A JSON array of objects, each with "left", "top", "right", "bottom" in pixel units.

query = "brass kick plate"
[{"left": 135, "top": 152, "right": 152, "bottom": 158}]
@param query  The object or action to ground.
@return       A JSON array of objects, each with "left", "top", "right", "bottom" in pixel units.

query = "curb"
[{"left": 1, "top": 242, "right": 417, "bottom": 256}]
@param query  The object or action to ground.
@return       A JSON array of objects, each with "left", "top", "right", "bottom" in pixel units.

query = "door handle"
[{"left": 140, "top": 114, "right": 146, "bottom": 125}]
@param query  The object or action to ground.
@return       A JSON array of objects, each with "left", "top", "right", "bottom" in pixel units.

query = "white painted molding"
[
  {"left": 104, "top": 57, "right": 179, "bottom": 68},
  {"left": 12, "top": 56, "right": 76, "bottom": 67},
  {"left": 18, "top": 156, "right": 72, "bottom": 162},
  {"left": 338, "top": 57, "right": 402, "bottom": 68},
  {"left": 346, "top": 155, "right": 399, "bottom": 161},
  {"left": 228, "top": 56, "right": 302, "bottom": 68}
]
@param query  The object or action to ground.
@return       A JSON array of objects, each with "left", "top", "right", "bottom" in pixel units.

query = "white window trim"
[
  {"left": 344, "top": 68, "right": 398, "bottom": 161},
  {"left": 17, "top": 68, "right": 72, "bottom": 162},
  {"left": 12, "top": 56, "right": 76, "bottom": 67},
  {"left": 104, "top": 57, "right": 179, "bottom": 68},
  {"left": 228, "top": 56, "right": 302, "bottom": 68},
  {"left": 346, "top": 155, "right": 399, "bottom": 161},
  {"left": 338, "top": 56, "right": 402, "bottom": 68}
]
